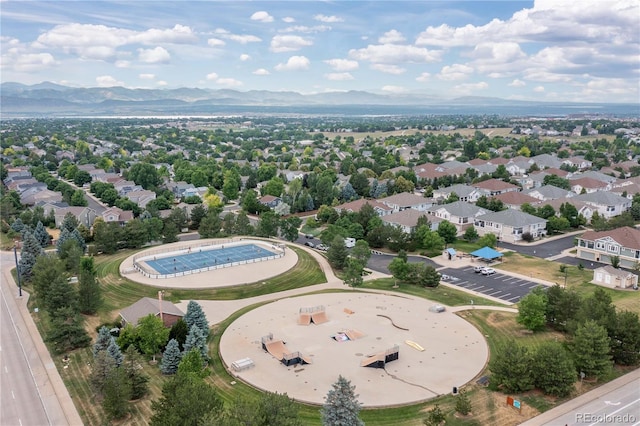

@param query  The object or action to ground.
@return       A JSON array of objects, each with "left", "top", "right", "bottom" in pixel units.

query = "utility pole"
[{"left": 13, "top": 245, "right": 22, "bottom": 297}]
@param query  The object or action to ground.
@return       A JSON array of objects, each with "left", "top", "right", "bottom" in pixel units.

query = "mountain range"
[{"left": 1, "top": 82, "right": 637, "bottom": 117}]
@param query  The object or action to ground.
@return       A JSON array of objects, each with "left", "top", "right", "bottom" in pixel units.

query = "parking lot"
[{"left": 439, "top": 265, "right": 545, "bottom": 304}]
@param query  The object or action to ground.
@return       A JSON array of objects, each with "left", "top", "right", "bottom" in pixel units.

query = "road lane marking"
[
  {"left": 488, "top": 290, "right": 503, "bottom": 296},
  {"left": 587, "top": 397, "right": 640, "bottom": 426},
  {"left": 503, "top": 277, "right": 516, "bottom": 282},
  {"left": 507, "top": 295, "right": 521, "bottom": 302},
  {"left": 519, "top": 281, "right": 530, "bottom": 286},
  {"left": 468, "top": 285, "right": 484, "bottom": 291},
  {"left": 501, "top": 293, "right": 511, "bottom": 298}
]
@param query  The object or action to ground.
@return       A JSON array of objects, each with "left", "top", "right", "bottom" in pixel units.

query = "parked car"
[
  {"left": 481, "top": 267, "right": 496, "bottom": 275},
  {"left": 304, "top": 241, "right": 315, "bottom": 248},
  {"left": 316, "top": 244, "right": 328, "bottom": 251},
  {"left": 305, "top": 234, "right": 314, "bottom": 239},
  {"left": 473, "top": 265, "right": 485, "bottom": 273}
]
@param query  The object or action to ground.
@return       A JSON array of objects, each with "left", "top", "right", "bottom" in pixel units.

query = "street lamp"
[{"left": 13, "top": 245, "right": 22, "bottom": 297}]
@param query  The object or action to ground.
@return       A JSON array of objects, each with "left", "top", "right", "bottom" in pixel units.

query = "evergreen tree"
[
  {"left": 162, "top": 220, "right": 179, "bottom": 243},
  {"left": 19, "top": 230, "right": 43, "bottom": 282},
  {"left": 46, "top": 306, "right": 91, "bottom": 353},
  {"left": 168, "top": 318, "right": 189, "bottom": 350},
  {"left": 234, "top": 211, "right": 253, "bottom": 235},
  {"left": 160, "top": 338, "right": 182, "bottom": 375},
  {"left": 102, "top": 367, "right": 131, "bottom": 420},
  {"left": 609, "top": 310, "right": 640, "bottom": 366},
  {"left": 123, "top": 346, "right": 149, "bottom": 400},
  {"left": 532, "top": 342, "right": 576, "bottom": 397},
  {"left": 455, "top": 389, "right": 472, "bottom": 415},
  {"left": 183, "top": 325, "right": 208, "bottom": 363},
  {"left": 46, "top": 275, "right": 78, "bottom": 318},
  {"left": 31, "top": 254, "right": 65, "bottom": 304},
  {"left": 177, "top": 349, "right": 208, "bottom": 378},
  {"left": 78, "top": 257, "right": 101, "bottom": 314},
  {"left": 570, "top": 320, "right": 612, "bottom": 379},
  {"left": 91, "top": 350, "right": 116, "bottom": 395},
  {"left": 489, "top": 342, "right": 534, "bottom": 393},
  {"left": 184, "top": 301, "right": 210, "bottom": 340},
  {"left": 517, "top": 287, "right": 548, "bottom": 331},
  {"left": 61, "top": 212, "right": 79, "bottom": 233},
  {"left": 320, "top": 375, "right": 364, "bottom": 426},
  {"left": 71, "top": 228, "right": 86, "bottom": 253},
  {"left": 10, "top": 217, "right": 25, "bottom": 233},
  {"left": 34, "top": 221, "right": 51, "bottom": 247},
  {"left": 94, "top": 326, "right": 113, "bottom": 358},
  {"left": 56, "top": 227, "right": 72, "bottom": 254},
  {"left": 107, "top": 337, "right": 124, "bottom": 367},
  {"left": 327, "top": 235, "right": 349, "bottom": 269}
]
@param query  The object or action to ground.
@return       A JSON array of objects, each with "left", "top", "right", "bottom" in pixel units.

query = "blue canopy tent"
[{"left": 470, "top": 246, "right": 503, "bottom": 263}]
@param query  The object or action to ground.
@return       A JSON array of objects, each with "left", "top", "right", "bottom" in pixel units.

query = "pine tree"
[
  {"left": 570, "top": 320, "right": 612, "bottom": 379},
  {"left": 19, "top": 230, "right": 43, "bottom": 282},
  {"left": 61, "top": 212, "right": 79, "bottom": 233},
  {"left": 79, "top": 257, "right": 101, "bottom": 314},
  {"left": 123, "top": 346, "right": 149, "bottom": 400},
  {"left": 107, "top": 337, "right": 124, "bottom": 367},
  {"left": 91, "top": 350, "right": 116, "bottom": 395},
  {"left": 102, "top": 367, "right": 131, "bottom": 420},
  {"left": 532, "top": 342, "right": 576, "bottom": 397},
  {"left": 10, "top": 217, "right": 25, "bottom": 233},
  {"left": 160, "top": 339, "right": 182, "bottom": 375},
  {"left": 183, "top": 325, "right": 208, "bottom": 363},
  {"left": 455, "top": 389, "right": 472, "bottom": 415},
  {"left": 34, "top": 221, "right": 51, "bottom": 247},
  {"left": 168, "top": 318, "right": 189, "bottom": 350},
  {"left": 46, "top": 306, "right": 91, "bottom": 354},
  {"left": 320, "top": 375, "right": 364, "bottom": 426},
  {"left": 327, "top": 235, "right": 349, "bottom": 270},
  {"left": 56, "top": 227, "right": 72, "bottom": 254},
  {"left": 94, "top": 326, "right": 113, "bottom": 358},
  {"left": 71, "top": 228, "right": 87, "bottom": 253},
  {"left": 184, "top": 301, "right": 209, "bottom": 340}
]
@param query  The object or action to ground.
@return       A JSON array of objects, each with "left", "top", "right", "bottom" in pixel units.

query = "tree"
[
  {"left": 19, "top": 230, "right": 43, "bottom": 282},
  {"left": 150, "top": 374, "right": 223, "bottom": 426},
  {"left": 280, "top": 216, "right": 302, "bottom": 242},
  {"left": 389, "top": 257, "right": 410, "bottom": 282},
  {"left": 327, "top": 235, "right": 349, "bottom": 270},
  {"left": 183, "top": 325, "right": 208, "bottom": 364},
  {"left": 168, "top": 207, "right": 188, "bottom": 231},
  {"left": 70, "top": 190, "right": 88, "bottom": 206},
  {"left": 61, "top": 212, "right": 79, "bottom": 232},
  {"left": 234, "top": 211, "right": 253, "bottom": 235},
  {"left": 33, "top": 221, "right": 51, "bottom": 247},
  {"left": 351, "top": 240, "right": 371, "bottom": 267},
  {"left": 517, "top": 287, "right": 548, "bottom": 331},
  {"left": 489, "top": 342, "right": 534, "bottom": 393},
  {"left": 45, "top": 273, "right": 78, "bottom": 317},
  {"left": 160, "top": 338, "right": 182, "bottom": 375},
  {"left": 320, "top": 375, "right": 364, "bottom": 426},
  {"left": 437, "top": 220, "right": 457, "bottom": 244},
  {"left": 128, "top": 163, "right": 161, "bottom": 190},
  {"left": 94, "top": 326, "right": 113, "bottom": 358},
  {"left": 571, "top": 288, "right": 616, "bottom": 334},
  {"left": 455, "top": 389, "right": 472, "bottom": 416},
  {"left": 198, "top": 210, "right": 222, "bottom": 238},
  {"left": 422, "top": 230, "right": 445, "bottom": 252},
  {"left": 177, "top": 348, "right": 209, "bottom": 378},
  {"left": 46, "top": 306, "right": 91, "bottom": 353},
  {"left": 31, "top": 254, "right": 65, "bottom": 303},
  {"left": 343, "top": 257, "right": 365, "bottom": 288},
  {"left": 93, "top": 219, "right": 120, "bottom": 254},
  {"left": 545, "top": 285, "right": 581, "bottom": 332},
  {"left": 78, "top": 257, "right": 101, "bottom": 315},
  {"left": 463, "top": 225, "right": 479, "bottom": 242},
  {"left": 570, "top": 320, "right": 612, "bottom": 379},
  {"left": 189, "top": 204, "right": 207, "bottom": 230},
  {"left": 423, "top": 404, "right": 445, "bottom": 426},
  {"left": 102, "top": 367, "right": 131, "bottom": 420},
  {"left": 221, "top": 391, "right": 302, "bottom": 426},
  {"left": 418, "top": 265, "right": 441, "bottom": 288},
  {"left": 477, "top": 233, "right": 497, "bottom": 248},
  {"left": 168, "top": 318, "right": 189, "bottom": 350},
  {"left": 91, "top": 349, "right": 116, "bottom": 395},
  {"left": 263, "top": 177, "right": 285, "bottom": 197},
  {"left": 162, "top": 220, "right": 179, "bottom": 243},
  {"left": 532, "top": 342, "right": 576, "bottom": 397},
  {"left": 107, "top": 337, "right": 124, "bottom": 367},
  {"left": 123, "top": 345, "right": 149, "bottom": 400},
  {"left": 137, "top": 314, "right": 170, "bottom": 362},
  {"left": 73, "top": 170, "right": 92, "bottom": 186},
  {"left": 184, "top": 300, "right": 210, "bottom": 340},
  {"left": 255, "top": 210, "right": 280, "bottom": 238}
]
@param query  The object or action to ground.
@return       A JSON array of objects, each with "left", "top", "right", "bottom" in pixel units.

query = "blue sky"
[{"left": 1, "top": 1, "right": 638, "bottom": 102}]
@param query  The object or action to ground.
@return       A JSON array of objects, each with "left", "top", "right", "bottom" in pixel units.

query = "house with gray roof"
[
  {"left": 119, "top": 297, "right": 184, "bottom": 327},
  {"left": 577, "top": 226, "right": 640, "bottom": 270},
  {"left": 432, "top": 184, "right": 488, "bottom": 203},
  {"left": 571, "top": 192, "right": 631, "bottom": 219},
  {"left": 378, "top": 192, "right": 432, "bottom": 213},
  {"left": 381, "top": 208, "right": 437, "bottom": 234},
  {"left": 531, "top": 153, "right": 564, "bottom": 169},
  {"left": 426, "top": 201, "right": 488, "bottom": 234},
  {"left": 474, "top": 209, "right": 547, "bottom": 243},
  {"left": 524, "top": 185, "right": 576, "bottom": 201}
]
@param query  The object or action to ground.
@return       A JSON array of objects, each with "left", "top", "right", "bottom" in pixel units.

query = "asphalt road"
[
  {"left": 0, "top": 253, "right": 50, "bottom": 426},
  {"left": 439, "top": 265, "right": 544, "bottom": 303},
  {"left": 499, "top": 233, "right": 578, "bottom": 258}
]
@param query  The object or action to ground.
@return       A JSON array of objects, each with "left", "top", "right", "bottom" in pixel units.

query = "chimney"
[{"left": 158, "top": 290, "right": 164, "bottom": 323}]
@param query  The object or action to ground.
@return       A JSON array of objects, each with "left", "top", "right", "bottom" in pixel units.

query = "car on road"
[
  {"left": 304, "top": 241, "right": 315, "bottom": 248},
  {"left": 481, "top": 267, "right": 496, "bottom": 275},
  {"left": 473, "top": 265, "right": 485, "bottom": 273},
  {"left": 316, "top": 244, "right": 328, "bottom": 251},
  {"left": 305, "top": 234, "right": 314, "bottom": 239}
]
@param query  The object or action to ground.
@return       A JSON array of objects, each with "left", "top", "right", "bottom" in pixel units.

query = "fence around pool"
[{"left": 130, "top": 239, "right": 286, "bottom": 279}]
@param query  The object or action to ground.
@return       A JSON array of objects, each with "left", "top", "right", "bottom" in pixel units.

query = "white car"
[
  {"left": 481, "top": 267, "right": 496, "bottom": 275},
  {"left": 473, "top": 265, "right": 485, "bottom": 273}
]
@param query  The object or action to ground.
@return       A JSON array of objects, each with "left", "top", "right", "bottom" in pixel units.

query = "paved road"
[
  {"left": 439, "top": 265, "right": 544, "bottom": 303},
  {"left": 499, "top": 233, "right": 578, "bottom": 259},
  {"left": 520, "top": 368, "right": 640, "bottom": 426}
]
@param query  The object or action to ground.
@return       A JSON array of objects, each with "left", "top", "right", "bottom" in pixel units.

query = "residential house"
[
  {"left": 381, "top": 209, "right": 436, "bottom": 234},
  {"left": 564, "top": 156, "right": 593, "bottom": 171},
  {"left": 22, "top": 189, "right": 63, "bottom": 206},
  {"left": 524, "top": 185, "right": 575, "bottom": 201},
  {"left": 40, "top": 203, "right": 97, "bottom": 228},
  {"left": 125, "top": 190, "right": 156, "bottom": 209},
  {"left": 571, "top": 192, "right": 631, "bottom": 219},
  {"left": 119, "top": 297, "right": 185, "bottom": 327},
  {"left": 505, "top": 159, "right": 531, "bottom": 176},
  {"left": 432, "top": 184, "right": 488, "bottom": 203},
  {"left": 426, "top": 201, "right": 488, "bottom": 234},
  {"left": 472, "top": 178, "right": 520, "bottom": 196},
  {"left": 102, "top": 207, "right": 134, "bottom": 226},
  {"left": 493, "top": 191, "right": 540, "bottom": 210},
  {"left": 533, "top": 198, "right": 596, "bottom": 222},
  {"left": 530, "top": 153, "right": 564, "bottom": 169},
  {"left": 592, "top": 265, "right": 638, "bottom": 289},
  {"left": 378, "top": 192, "right": 432, "bottom": 213},
  {"left": 334, "top": 199, "right": 393, "bottom": 216},
  {"left": 576, "top": 226, "right": 640, "bottom": 269},
  {"left": 259, "top": 195, "right": 282, "bottom": 209},
  {"left": 569, "top": 177, "right": 610, "bottom": 194},
  {"left": 474, "top": 209, "right": 547, "bottom": 243}
]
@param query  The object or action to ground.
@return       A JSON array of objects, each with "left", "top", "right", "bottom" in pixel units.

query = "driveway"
[
  {"left": 499, "top": 233, "right": 578, "bottom": 259},
  {"left": 439, "top": 266, "right": 545, "bottom": 304}
]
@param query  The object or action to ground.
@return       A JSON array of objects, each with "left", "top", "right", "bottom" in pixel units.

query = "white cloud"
[
  {"left": 533, "top": 85, "right": 545, "bottom": 92},
  {"left": 508, "top": 79, "right": 526, "bottom": 87},
  {"left": 381, "top": 85, "right": 408, "bottom": 94},
  {"left": 114, "top": 60, "right": 130, "bottom": 68},
  {"left": 207, "top": 38, "right": 225, "bottom": 47},
  {"left": 239, "top": 54, "right": 251, "bottom": 61},
  {"left": 214, "top": 28, "right": 261, "bottom": 44},
  {"left": 274, "top": 55, "right": 310, "bottom": 71},
  {"left": 378, "top": 29, "right": 405, "bottom": 44},
  {"left": 371, "top": 63, "right": 405, "bottom": 74},
  {"left": 216, "top": 77, "right": 243, "bottom": 87},
  {"left": 324, "top": 72, "right": 354, "bottom": 81},
  {"left": 96, "top": 75, "right": 124, "bottom": 87},
  {"left": 279, "top": 25, "right": 331, "bottom": 34},
  {"left": 139, "top": 73, "right": 155, "bottom": 80},
  {"left": 250, "top": 11, "right": 274, "bottom": 23},
  {"left": 131, "top": 24, "right": 197, "bottom": 44},
  {"left": 314, "top": 14, "right": 343, "bottom": 23},
  {"left": 282, "top": 17, "right": 295, "bottom": 23},
  {"left": 324, "top": 58, "right": 359, "bottom": 71},
  {"left": 349, "top": 44, "right": 441, "bottom": 64},
  {"left": 253, "top": 68, "right": 270, "bottom": 75},
  {"left": 437, "top": 64, "right": 473, "bottom": 81},
  {"left": 270, "top": 35, "right": 312, "bottom": 52},
  {"left": 453, "top": 81, "right": 489, "bottom": 95},
  {"left": 156, "top": 80, "right": 168, "bottom": 86},
  {"left": 416, "top": 72, "right": 431, "bottom": 82},
  {"left": 206, "top": 72, "right": 219, "bottom": 81},
  {"left": 7, "top": 52, "right": 57, "bottom": 72},
  {"left": 138, "top": 46, "right": 170, "bottom": 63}
]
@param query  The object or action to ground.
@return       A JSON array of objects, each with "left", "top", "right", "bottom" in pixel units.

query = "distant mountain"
[{"left": 1, "top": 82, "right": 637, "bottom": 117}]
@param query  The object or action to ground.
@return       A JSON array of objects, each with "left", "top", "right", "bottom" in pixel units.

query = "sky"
[{"left": 1, "top": 0, "right": 639, "bottom": 103}]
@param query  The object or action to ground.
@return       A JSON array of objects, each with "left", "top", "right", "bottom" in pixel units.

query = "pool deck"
[{"left": 119, "top": 238, "right": 298, "bottom": 289}]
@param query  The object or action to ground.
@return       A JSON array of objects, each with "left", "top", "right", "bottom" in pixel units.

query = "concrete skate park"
[{"left": 121, "top": 238, "right": 489, "bottom": 407}]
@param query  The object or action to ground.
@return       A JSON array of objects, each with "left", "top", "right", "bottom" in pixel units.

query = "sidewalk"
[{"left": 1, "top": 256, "right": 83, "bottom": 426}]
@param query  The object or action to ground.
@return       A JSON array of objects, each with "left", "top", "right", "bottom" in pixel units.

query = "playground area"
[
  {"left": 219, "top": 292, "right": 488, "bottom": 407},
  {"left": 119, "top": 238, "right": 298, "bottom": 288}
]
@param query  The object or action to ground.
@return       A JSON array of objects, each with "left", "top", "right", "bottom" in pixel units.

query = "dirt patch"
[{"left": 486, "top": 312, "right": 508, "bottom": 328}]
